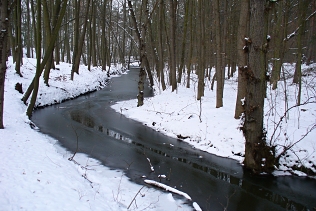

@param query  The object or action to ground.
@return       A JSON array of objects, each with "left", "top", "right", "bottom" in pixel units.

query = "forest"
[{"left": 0, "top": 0, "right": 315, "bottom": 174}]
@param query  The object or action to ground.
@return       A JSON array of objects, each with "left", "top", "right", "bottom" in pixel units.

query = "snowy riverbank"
[
  {"left": 112, "top": 63, "right": 316, "bottom": 177},
  {"left": 0, "top": 57, "right": 194, "bottom": 211}
]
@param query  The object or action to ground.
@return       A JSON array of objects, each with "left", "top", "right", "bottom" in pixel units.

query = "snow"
[
  {"left": 1, "top": 55, "right": 316, "bottom": 211},
  {"left": 267, "top": 35, "right": 271, "bottom": 40},
  {"left": 144, "top": 180, "right": 192, "bottom": 200},
  {"left": 193, "top": 202, "right": 202, "bottom": 211},
  {"left": 112, "top": 64, "right": 316, "bottom": 177},
  {"left": 0, "top": 57, "right": 192, "bottom": 211}
]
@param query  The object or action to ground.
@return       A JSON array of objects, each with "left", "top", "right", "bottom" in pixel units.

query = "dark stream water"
[{"left": 32, "top": 68, "right": 316, "bottom": 211}]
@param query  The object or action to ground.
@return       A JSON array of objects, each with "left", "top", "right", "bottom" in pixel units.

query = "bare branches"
[
  {"left": 269, "top": 97, "right": 316, "bottom": 145},
  {"left": 284, "top": 10, "right": 316, "bottom": 41},
  {"left": 276, "top": 123, "right": 316, "bottom": 160}
]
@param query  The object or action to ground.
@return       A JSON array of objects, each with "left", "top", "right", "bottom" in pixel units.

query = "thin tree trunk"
[
  {"left": 158, "top": 0, "right": 166, "bottom": 90},
  {"left": 42, "top": 0, "right": 53, "bottom": 86},
  {"left": 293, "top": 0, "right": 308, "bottom": 105},
  {"left": 186, "top": 0, "right": 194, "bottom": 89},
  {"left": 71, "top": 0, "right": 80, "bottom": 79},
  {"left": 15, "top": 0, "right": 23, "bottom": 77},
  {"left": 169, "top": 0, "right": 177, "bottom": 92},
  {"left": 26, "top": 0, "right": 42, "bottom": 118},
  {"left": 0, "top": 0, "right": 11, "bottom": 128},
  {"left": 91, "top": 1, "right": 97, "bottom": 67},
  {"left": 270, "top": 1, "right": 284, "bottom": 90},
  {"left": 71, "top": 0, "right": 91, "bottom": 80},
  {"left": 214, "top": 0, "right": 223, "bottom": 108},
  {"left": 128, "top": 0, "right": 156, "bottom": 106},
  {"left": 26, "top": 0, "right": 31, "bottom": 58},
  {"left": 177, "top": 0, "right": 189, "bottom": 84},
  {"left": 197, "top": 0, "right": 205, "bottom": 100}
]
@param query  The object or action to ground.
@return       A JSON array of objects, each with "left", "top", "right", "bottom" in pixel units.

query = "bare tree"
[
  {"left": 25, "top": 0, "right": 68, "bottom": 117},
  {"left": 127, "top": 0, "right": 156, "bottom": 106}
]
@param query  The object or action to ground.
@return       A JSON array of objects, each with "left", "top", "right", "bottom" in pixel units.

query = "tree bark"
[
  {"left": 186, "top": 0, "right": 194, "bottom": 89},
  {"left": 197, "top": 0, "right": 205, "bottom": 100},
  {"left": 0, "top": 0, "right": 11, "bottom": 128},
  {"left": 243, "top": 0, "right": 274, "bottom": 174},
  {"left": 234, "top": 0, "right": 249, "bottom": 119},
  {"left": 270, "top": 1, "right": 285, "bottom": 90},
  {"left": 169, "top": 0, "right": 177, "bottom": 92},
  {"left": 128, "top": 0, "right": 156, "bottom": 106},
  {"left": 71, "top": 0, "right": 91, "bottom": 80},
  {"left": 177, "top": 0, "right": 189, "bottom": 84},
  {"left": 214, "top": 0, "right": 224, "bottom": 108},
  {"left": 26, "top": 0, "right": 42, "bottom": 118},
  {"left": 158, "top": 0, "right": 166, "bottom": 90},
  {"left": 293, "top": 0, "right": 308, "bottom": 106},
  {"left": 14, "top": 0, "right": 23, "bottom": 77}
]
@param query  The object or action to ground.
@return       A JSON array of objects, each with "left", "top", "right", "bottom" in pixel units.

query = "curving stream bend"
[{"left": 32, "top": 68, "right": 316, "bottom": 211}]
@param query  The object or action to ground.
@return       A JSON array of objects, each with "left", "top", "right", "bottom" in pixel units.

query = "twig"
[
  {"left": 269, "top": 97, "right": 316, "bottom": 145},
  {"left": 68, "top": 123, "right": 79, "bottom": 161},
  {"left": 276, "top": 124, "right": 316, "bottom": 160},
  {"left": 45, "top": 152, "right": 61, "bottom": 167},
  {"left": 127, "top": 186, "right": 145, "bottom": 209}
]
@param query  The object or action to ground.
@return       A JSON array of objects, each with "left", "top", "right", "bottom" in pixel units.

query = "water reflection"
[{"left": 70, "top": 110, "right": 309, "bottom": 211}]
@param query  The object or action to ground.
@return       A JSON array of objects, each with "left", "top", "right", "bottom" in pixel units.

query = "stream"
[{"left": 32, "top": 68, "right": 316, "bottom": 211}]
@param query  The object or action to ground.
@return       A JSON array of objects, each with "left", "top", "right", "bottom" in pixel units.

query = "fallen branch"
[{"left": 144, "top": 179, "right": 191, "bottom": 200}]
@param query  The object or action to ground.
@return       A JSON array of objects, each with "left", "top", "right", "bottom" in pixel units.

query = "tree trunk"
[
  {"left": 186, "top": 0, "right": 194, "bottom": 89},
  {"left": 71, "top": 0, "right": 80, "bottom": 79},
  {"left": 243, "top": 0, "right": 274, "bottom": 174},
  {"left": 158, "top": 0, "right": 166, "bottom": 90},
  {"left": 0, "top": 0, "right": 10, "bottom": 128},
  {"left": 177, "top": 0, "right": 189, "bottom": 84},
  {"left": 91, "top": 1, "right": 97, "bottom": 67},
  {"left": 270, "top": 1, "right": 284, "bottom": 90},
  {"left": 26, "top": 0, "right": 31, "bottom": 58},
  {"left": 128, "top": 0, "right": 145, "bottom": 106},
  {"left": 128, "top": 0, "right": 156, "bottom": 106},
  {"left": 26, "top": 0, "right": 42, "bottom": 118},
  {"left": 293, "top": 0, "right": 308, "bottom": 105},
  {"left": 197, "top": 0, "right": 205, "bottom": 100},
  {"left": 43, "top": 0, "right": 61, "bottom": 86},
  {"left": 15, "top": 0, "right": 23, "bottom": 77},
  {"left": 234, "top": 0, "right": 249, "bottom": 119},
  {"left": 101, "top": 0, "right": 107, "bottom": 71},
  {"left": 214, "top": 0, "right": 224, "bottom": 108},
  {"left": 169, "top": 0, "right": 177, "bottom": 92},
  {"left": 71, "top": 0, "right": 91, "bottom": 80},
  {"left": 23, "top": 0, "right": 68, "bottom": 109}
]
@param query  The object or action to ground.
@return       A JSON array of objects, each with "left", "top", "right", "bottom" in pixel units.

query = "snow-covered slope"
[{"left": 0, "top": 57, "right": 193, "bottom": 211}]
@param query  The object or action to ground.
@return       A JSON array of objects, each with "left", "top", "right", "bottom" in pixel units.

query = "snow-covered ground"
[
  {"left": 0, "top": 57, "right": 194, "bottom": 211},
  {"left": 112, "top": 63, "right": 316, "bottom": 177},
  {"left": 1, "top": 56, "right": 315, "bottom": 211}
]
